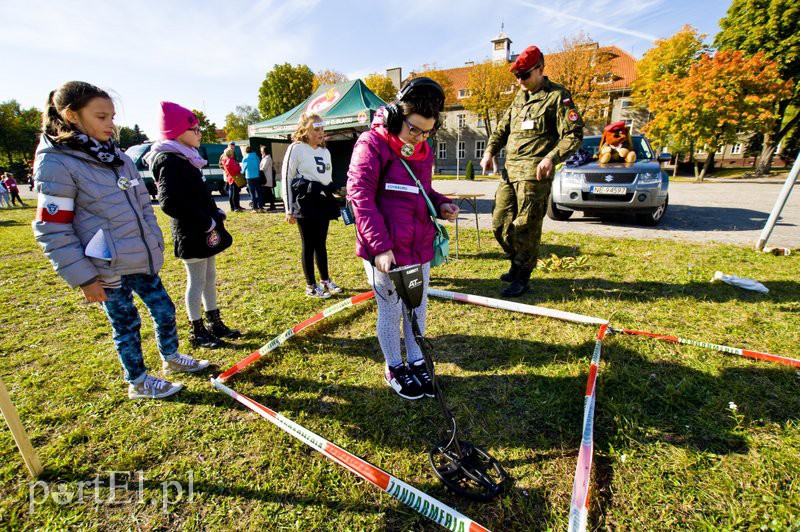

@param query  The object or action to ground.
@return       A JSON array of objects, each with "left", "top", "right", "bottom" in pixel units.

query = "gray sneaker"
[
  {"left": 321, "top": 279, "right": 342, "bottom": 294},
  {"left": 128, "top": 375, "right": 183, "bottom": 400},
  {"left": 162, "top": 353, "right": 210, "bottom": 375},
  {"left": 306, "top": 284, "right": 331, "bottom": 299}
]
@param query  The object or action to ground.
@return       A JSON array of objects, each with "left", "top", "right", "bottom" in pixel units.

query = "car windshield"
[
  {"left": 125, "top": 144, "right": 151, "bottom": 171},
  {"left": 582, "top": 135, "right": 655, "bottom": 160}
]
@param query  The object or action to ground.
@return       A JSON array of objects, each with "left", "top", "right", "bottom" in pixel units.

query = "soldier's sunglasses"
[{"left": 514, "top": 65, "right": 541, "bottom": 81}]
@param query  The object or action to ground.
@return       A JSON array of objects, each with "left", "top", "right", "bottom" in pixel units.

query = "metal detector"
[{"left": 388, "top": 264, "right": 508, "bottom": 501}]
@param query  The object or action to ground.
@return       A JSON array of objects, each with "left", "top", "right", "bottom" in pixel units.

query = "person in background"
[
  {"left": 148, "top": 101, "right": 242, "bottom": 349},
  {"left": 3, "top": 173, "right": 27, "bottom": 207},
  {"left": 259, "top": 145, "right": 277, "bottom": 211},
  {"left": 347, "top": 77, "right": 459, "bottom": 400},
  {"left": 282, "top": 113, "right": 342, "bottom": 298},
  {"left": 241, "top": 146, "right": 264, "bottom": 213},
  {"left": 220, "top": 146, "right": 244, "bottom": 212},
  {"left": 33, "top": 81, "right": 207, "bottom": 400},
  {"left": 0, "top": 177, "right": 10, "bottom": 208},
  {"left": 480, "top": 45, "right": 583, "bottom": 297}
]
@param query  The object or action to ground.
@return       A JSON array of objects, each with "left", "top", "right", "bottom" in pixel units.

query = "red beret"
[
  {"left": 604, "top": 121, "right": 627, "bottom": 132},
  {"left": 510, "top": 46, "right": 543, "bottom": 74}
]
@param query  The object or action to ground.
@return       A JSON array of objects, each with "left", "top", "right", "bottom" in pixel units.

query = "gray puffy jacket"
[{"left": 32, "top": 135, "right": 165, "bottom": 289}]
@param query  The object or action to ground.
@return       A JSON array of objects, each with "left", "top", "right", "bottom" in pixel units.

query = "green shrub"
[{"left": 465, "top": 159, "right": 475, "bottom": 180}]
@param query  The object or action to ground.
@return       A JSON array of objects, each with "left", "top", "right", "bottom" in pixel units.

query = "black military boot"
[
  {"left": 501, "top": 268, "right": 532, "bottom": 297},
  {"left": 499, "top": 262, "right": 519, "bottom": 283},
  {"left": 204, "top": 309, "right": 241, "bottom": 339},
  {"left": 189, "top": 319, "right": 224, "bottom": 349}
]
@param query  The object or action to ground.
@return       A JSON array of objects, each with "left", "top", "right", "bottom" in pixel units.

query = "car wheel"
[
  {"left": 546, "top": 193, "right": 573, "bottom": 221},
  {"left": 636, "top": 195, "right": 668, "bottom": 226}
]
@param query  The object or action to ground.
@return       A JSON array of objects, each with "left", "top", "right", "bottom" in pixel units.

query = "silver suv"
[{"left": 549, "top": 135, "right": 671, "bottom": 225}]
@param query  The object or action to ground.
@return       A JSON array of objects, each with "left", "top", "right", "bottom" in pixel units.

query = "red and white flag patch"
[{"left": 36, "top": 193, "right": 75, "bottom": 223}]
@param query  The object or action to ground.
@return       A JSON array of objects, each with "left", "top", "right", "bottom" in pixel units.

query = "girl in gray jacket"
[{"left": 32, "top": 81, "right": 209, "bottom": 400}]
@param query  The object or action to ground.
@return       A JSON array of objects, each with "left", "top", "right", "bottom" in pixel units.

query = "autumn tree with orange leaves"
[
  {"left": 546, "top": 32, "right": 615, "bottom": 128},
  {"left": 312, "top": 69, "right": 349, "bottom": 92},
  {"left": 462, "top": 60, "right": 515, "bottom": 137},
  {"left": 644, "top": 50, "right": 791, "bottom": 180}
]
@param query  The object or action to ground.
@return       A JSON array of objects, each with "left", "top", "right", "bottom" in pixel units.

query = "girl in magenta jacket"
[{"left": 346, "top": 78, "right": 459, "bottom": 401}]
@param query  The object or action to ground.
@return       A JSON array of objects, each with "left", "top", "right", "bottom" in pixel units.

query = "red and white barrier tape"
[
  {"left": 568, "top": 325, "right": 608, "bottom": 532},
  {"left": 217, "top": 291, "right": 376, "bottom": 382},
  {"left": 429, "top": 289, "right": 607, "bottom": 325},
  {"left": 212, "top": 379, "right": 491, "bottom": 532},
  {"left": 618, "top": 329, "right": 800, "bottom": 368}
]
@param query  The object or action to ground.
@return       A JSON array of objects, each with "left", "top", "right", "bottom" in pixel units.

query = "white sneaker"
[
  {"left": 321, "top": 279, "right": 342, "bottom": 294},
  {"left": 306, "top": 284, "right": 331, "bottom": 299},
  {"left": 162, "top": 353, "right": 210, "bottom": 375},
  {"left": 128, "top": 375, "right": 183, "bottom": 400}
]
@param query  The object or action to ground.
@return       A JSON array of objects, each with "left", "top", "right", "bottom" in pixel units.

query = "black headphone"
[{"left": 384, "top": 76, "right": 445, "bottom": 134}]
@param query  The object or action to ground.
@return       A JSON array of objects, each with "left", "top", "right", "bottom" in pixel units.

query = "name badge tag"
[
  {"left": 385, "top": 183, "right": 419, "bottom": 194},
  {"left": 521, "top": 120, "right": 535, "bottom": 130}
]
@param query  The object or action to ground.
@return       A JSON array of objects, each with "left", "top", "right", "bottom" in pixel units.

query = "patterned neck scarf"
[{"left": 64, "top": 130, "right": 125, "bottom": 167}]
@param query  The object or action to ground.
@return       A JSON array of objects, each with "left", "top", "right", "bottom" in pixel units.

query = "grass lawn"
[{"left": 1, "top": 204, "right": 798, "bottom": 530}]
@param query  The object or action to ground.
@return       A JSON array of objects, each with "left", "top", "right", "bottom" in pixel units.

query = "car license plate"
[{"left": 591, "top": 186, "right": 627, "bottom": 195}]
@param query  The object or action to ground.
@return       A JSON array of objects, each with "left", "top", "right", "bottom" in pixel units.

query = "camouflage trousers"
[{"left": 492, "top": 177, "right": 552, "bottom": 270}]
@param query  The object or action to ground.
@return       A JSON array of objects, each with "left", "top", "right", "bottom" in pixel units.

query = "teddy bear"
[{"left": 598, "top": 121, "right": 636, "bottom": 164}]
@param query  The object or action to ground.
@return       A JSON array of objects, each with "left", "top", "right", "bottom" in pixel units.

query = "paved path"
[{"left": 432, "top": 177, "right": 800, "bottom": 249}]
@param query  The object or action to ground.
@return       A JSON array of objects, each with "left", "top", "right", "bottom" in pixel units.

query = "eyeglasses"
[
  {"left": 188, "top": 126, "right": 202, "bottom": 134},
  {"left": 514, "top": 65, "right": 541, "bottom": 81},
  {"left": 404, "top": 118, "right": 437, "bottom": 137}
]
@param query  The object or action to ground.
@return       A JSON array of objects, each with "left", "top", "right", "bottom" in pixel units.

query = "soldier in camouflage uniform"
[{"left": 481, "top": 45, "right": 584, "bottom": 297}]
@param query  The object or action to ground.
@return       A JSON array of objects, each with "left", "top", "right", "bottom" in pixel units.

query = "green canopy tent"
[{"left": 248, "top": 80, "right": 388, "bottom": 188}]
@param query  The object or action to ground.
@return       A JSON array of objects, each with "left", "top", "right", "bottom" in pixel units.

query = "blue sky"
[{"left": 0, "top": 0, "right": 731, "bottom": 140}]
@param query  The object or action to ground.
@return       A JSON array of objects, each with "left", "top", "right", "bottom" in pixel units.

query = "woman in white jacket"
[{"left": 282, "top": 112, "right": 342, "bottom": 298}]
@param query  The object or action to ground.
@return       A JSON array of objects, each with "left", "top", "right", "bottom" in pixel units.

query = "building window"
[
  {"left": 458, "top": 141, "right": 465, "bottom": 160},
  {"left": 477, "top": 117, "right": 485, "bottom": 128},
  {"left": 475, "top": 140, "right": 486, "bottom": 158},
  {"left": 620, "top": 100, "right": 632, "bottom": 108},
  {"left": 731, "top": 143, "right": 742, "bottom": 155},
  {"left": 437, "top": 141, "right": 447, "bottom": 160},
  {"left": 494, "top": 42, "right": 504, "bottom": 50},
  {"left": 440, "top": 115, "right": 447, "bottom": 129},
  {"left": 457, "top": 89, "right": 471, "bottom": 99},
  {"left": 457, "top": 114, "right": 466, "bottom": 128},
  {"left": 715, "top": 145, "right": 724, "bottom": 155}
]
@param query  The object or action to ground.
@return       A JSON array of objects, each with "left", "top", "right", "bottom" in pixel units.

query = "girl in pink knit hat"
[{"left": 147, "top": 101, "right": 242, "bottom": 349}]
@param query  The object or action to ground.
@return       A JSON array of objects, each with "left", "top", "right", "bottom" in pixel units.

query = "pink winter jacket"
[{"left": 346, "top": 116, "right": 450, "bottom": 266}]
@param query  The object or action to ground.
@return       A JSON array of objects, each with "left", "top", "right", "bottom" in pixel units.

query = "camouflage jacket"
[{"left": 487, "top": 78, "right": 584, "bottom": 181}]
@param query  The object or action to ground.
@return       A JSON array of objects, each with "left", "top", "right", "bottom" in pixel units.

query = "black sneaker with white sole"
[
  {"left": 384, "top": 363, "right": 424, "bottom": 400},
  {"left": 409, "top": 359, "right": 435, "bottom": 397}
]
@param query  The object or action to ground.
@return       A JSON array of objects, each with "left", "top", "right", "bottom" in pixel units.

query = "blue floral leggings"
[{"left": 101, "top": 274, "right": 179, "bottom": 384}]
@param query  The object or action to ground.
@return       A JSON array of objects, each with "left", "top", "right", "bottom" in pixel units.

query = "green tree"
[
  {"left": 644, "top": 51, "right": 790, "bottom": 180},
  {"left": 465, "top": 159, "right": 475, "bottom": 180},
  {"left": 0, "top": 100, "right": 41, "bottom": 166},
  {"left": 224, "top": 105, "right": 261, "bottom": 141},
  {"left": 312, "top": 69, "right": 348, "bottom": 92},
  {"left": 461, "top": 60, "right": 515, "bottom": 137},
  {"left": 363, "top": 73, "right": 397, "bottom": 103},
  {"left": 117, "top": 124, "right": 148, "bottom": 149},
  {"left": 191, "top": 109, "right": 219, "bottom": 144},
  {"left": 258, "top": 63, "right": 314, "bottom": 119},
  {"left": 715, "top": 0, "right": 800, "bottom": 174}
]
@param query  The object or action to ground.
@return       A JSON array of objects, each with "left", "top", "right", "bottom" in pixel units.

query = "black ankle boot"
[
  {"left": 189, "top": 319, "right": 224, "bottom": 348},
  {"left": 501, "top": 268, "right": 532, "bottom": 297},
  {"left": 499, "top": 263, "right": 519, "bottom": 282},
  {"left": 204, "top": 309, "right": 241, "bottom": 339}
]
